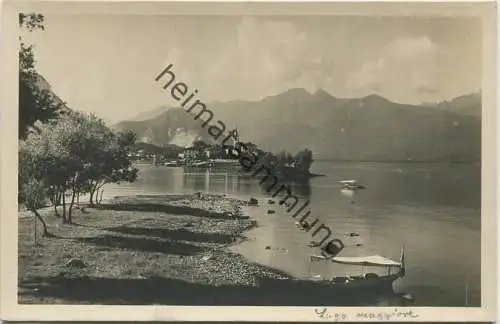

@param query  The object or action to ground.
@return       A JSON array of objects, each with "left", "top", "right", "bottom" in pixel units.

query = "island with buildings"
[{"left": 127, "top": 140, "right": 317, "bottom": 181}]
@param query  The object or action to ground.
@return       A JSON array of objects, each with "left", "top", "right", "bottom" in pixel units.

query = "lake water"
[{"left": 102, "top": 161, "right": 481, "bottom": 307}]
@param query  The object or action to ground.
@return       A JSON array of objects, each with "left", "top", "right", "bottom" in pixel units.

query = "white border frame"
[{"left": 1, "top": 1, "right": 497, "bottom": 321}]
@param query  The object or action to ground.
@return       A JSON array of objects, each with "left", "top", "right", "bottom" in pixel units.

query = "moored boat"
[
  {"left": 185, "top": 161, "right": 214, "bottom": 167},
  {"left": 209, "top": 159, "right": 241, "bottom": 167},
  {"left": 164, "top": 161, "right": 178, "bottom": 167},
  {"left": 307, "top": 247, "right": 406, "bottom": 292},
  {"left": 339, "top": 180, "right": 366, "bottom": 190}
]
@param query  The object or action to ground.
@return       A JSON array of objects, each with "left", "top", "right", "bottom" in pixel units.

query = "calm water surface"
[{"left": 103, "top": 161, "right": 481, "bottom": 307}]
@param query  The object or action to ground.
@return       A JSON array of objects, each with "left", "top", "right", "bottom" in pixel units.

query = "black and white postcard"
[{"left": 0, "top": 0, "right": 497, "bottom": 321}]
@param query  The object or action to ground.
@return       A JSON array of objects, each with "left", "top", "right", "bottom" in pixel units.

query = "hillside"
[
  {"left": 115, "top": 89, "right": 481, "bottom": 162},
  {"left": 35, "top": 74, "right": 72, "bottom": 113},
  {"left": 431, "top": 92, "right": 482, "bottom": 117},
  {"left": 115, "top": 108, "right": 214, "bottom": 147},
  {"left": 128, "top": 105, "right": 171, "bottom": 121},
  {"left": 130, "top": 142, "right": 184, "bottom": 156}
]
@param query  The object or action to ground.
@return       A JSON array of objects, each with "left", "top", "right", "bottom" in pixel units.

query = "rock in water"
[
  {"left": 402, "top": 294, "right": 414, "bottom": 301},
  {"left": 248, "top": 198, "right": 258, "bottom": 206}
]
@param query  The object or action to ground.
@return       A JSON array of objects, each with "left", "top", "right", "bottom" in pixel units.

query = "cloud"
[
  {"left": 158, "top": 27, "right": 461, "bottom": 104},
  {"left": 346, "top": 58, "right": 385, "bottom": 93},
  {"left": 346, "top": 36, "right": 447, "bottom": 102},
  {"left": 159, "top": 47, "right": 200, "bottom": 87},
  {"left": 385, "top": 36, "right": 439, "bottom": 61},
  {"left": 204, "top": 17, "right": 336, "bottom": 100}
]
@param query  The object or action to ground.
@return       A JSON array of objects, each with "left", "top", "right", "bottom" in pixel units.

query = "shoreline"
[
  {"left": 18, "top": 193, "right": 296, "bottom": 304},
  {"left": 18, "top": 192, "right": 403, "bottom": 305}
]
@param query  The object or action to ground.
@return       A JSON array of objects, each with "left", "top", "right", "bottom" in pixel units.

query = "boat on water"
[
  {"left": 164, "top": 161, "right": 178, "bottom": 167},
  {"left": 339, "top": 180, "right": 358, "bottom": 184},
  {"left": 185, "top": 161, "right": 214, "bottom": 168},
  {"left": 339, "top": 180, "right": 366, "bottom": 190},
  {"left": 209, "top": 159, "right": 241, "bottom": 167},
  {"left": 295, "top": 221, "right": 312, "bottom": 230},
  {"left": 306, "top": 247, "right": 406, "bottom": 292}
]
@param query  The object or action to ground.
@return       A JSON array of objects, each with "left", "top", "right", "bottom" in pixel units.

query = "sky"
[{"left": 22, "top": 14, "right": 482, "bottom": 123}]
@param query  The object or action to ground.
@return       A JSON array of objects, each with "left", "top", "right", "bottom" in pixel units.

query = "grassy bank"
[
  {"left": 19, "top": 193, "right": 293, "bottom": 304},
  {"left": 18, "top": 193, "right": 398, "bottom": 305}
]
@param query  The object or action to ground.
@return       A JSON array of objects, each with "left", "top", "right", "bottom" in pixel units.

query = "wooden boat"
[
  {"left": 339, "top": 180, "right": 366, "bottom": 190},
  {"left": 307, "top": 247, "right": 406, "bottom": 292}
]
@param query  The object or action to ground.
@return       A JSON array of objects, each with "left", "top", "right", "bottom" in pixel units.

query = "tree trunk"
[
  {"left": 76, "top": 192, "right": 80, "bottom": 204},
  {"left": 52, "top": 192, "right": 60, "bottom": 217},
  {"left": 95, "top": 183, "right": 105, "bottom": 206},
  {"left": 49, "top": 192, "right": 55, "bottom": 206},
  {"left": 68, "top": 187, "right": 77, "bottom": 224},
  {"left": 31, "top": 208, "right": 52, "bottom": 237},
  {"left": 89, "top": 181, "right": 97, "bottom": 206},
  {"left": 34, "top": 212, "right": 37, "bottom": 245},
  {"left": 95, "top": 188, "right": 100, "bottom": 206},
  {"left": 93, "top": 181, "right": 103, "bottom": 206},
  {"left": 98, "top": 189, "right": 104, "bottom": 204},
  {"left": 61, "top": 191, "right": 67, "bottom": 223}
]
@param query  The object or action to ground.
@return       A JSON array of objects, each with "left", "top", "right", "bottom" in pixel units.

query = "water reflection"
[
  {"left": 340, "top": 188, "right": 356, "bottom": 204},
  {"left": 287, "top": 180, "right": 312, "bottom": 198},
  {"left": 311, "top": 162, "right": 480, "bottom": 210},
  {"left": 180, "top": 166, "right": 313, "bottom": 200}
]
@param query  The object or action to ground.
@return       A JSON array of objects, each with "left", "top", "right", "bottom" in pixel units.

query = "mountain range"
[{"left": 115, "top": 88, "right": 481, "bottom": 162}]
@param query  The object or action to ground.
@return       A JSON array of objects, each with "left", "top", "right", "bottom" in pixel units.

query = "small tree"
[
  {"left": 21, "top": 112, "right": 140, "bottom": 224},
  {"left": 84, "top": 129, "right": 138, "bottom": 207},
  {"left": 19, "top": 133, "right": 54, "bottom": 237},
  {"left": 21, "top": 112, "right": 89, "bottom": 223},
  {"left": 21, "top": 180, "right": 53, "bottom": 239}
]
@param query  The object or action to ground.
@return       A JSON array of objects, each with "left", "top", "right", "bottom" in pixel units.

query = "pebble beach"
[{"left": 18, "top": 193, "right": 294, "bottom": 304}]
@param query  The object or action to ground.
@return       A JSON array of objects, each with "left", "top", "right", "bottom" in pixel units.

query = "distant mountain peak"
[
  {"left": 277, "top": 88, "right": 312, "bottom": 100},
  {"left": 452, "top": 92, "right": 482, "bottom": 102},
  {"left": 125, "top": 105, "right": 170, "bottom": 122},
  {"left": 261, "top": 88, "right": 314, "bottom": 105},
  {"left": 313, "top": 88, "right": 335, "bottom": 100},
  {"left": 362, "top": 93, "right": 392, "bottom": 104},
  {"left": 283, "top": 87, "right": 312, "bottom": 96},
  {"left": 363, "top": 93, "right": 388, "bottom": 100}
]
